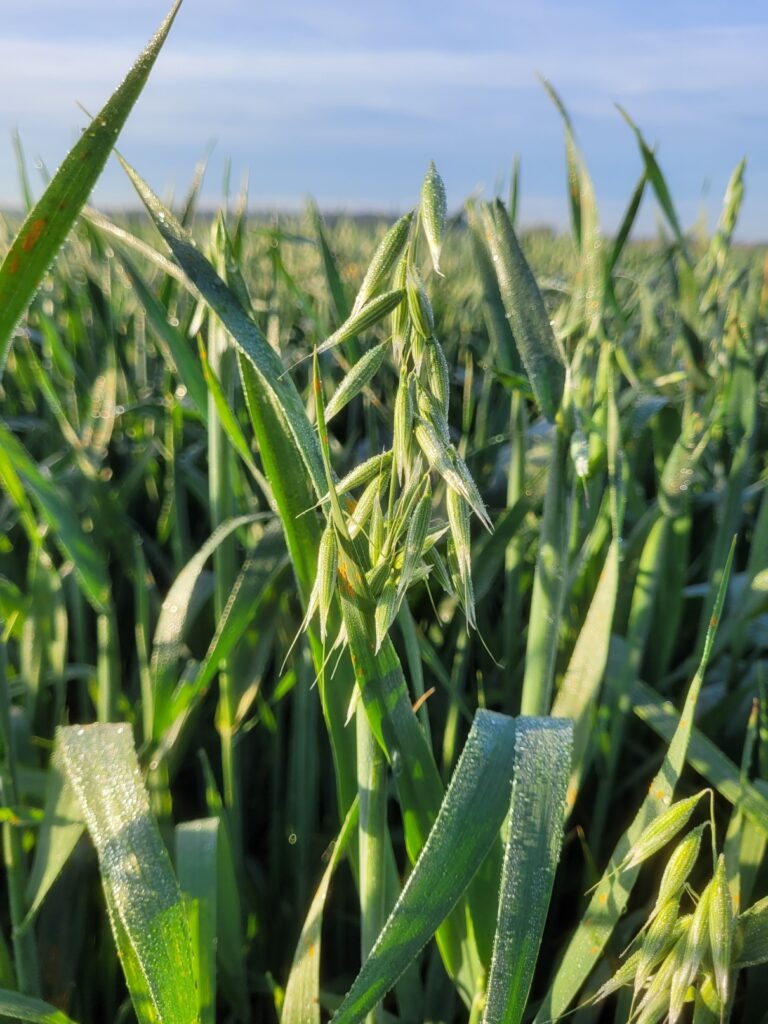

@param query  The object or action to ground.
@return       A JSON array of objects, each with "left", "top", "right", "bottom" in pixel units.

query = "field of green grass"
[{"left": 1, "top": 5, "right": 768, "bottom": 1024}]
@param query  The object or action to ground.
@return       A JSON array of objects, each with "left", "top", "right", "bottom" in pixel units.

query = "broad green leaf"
[
  {"left": 540, "top": 78, "right": 582, "bottom": 247},
  {"left": 282, "top": 798, "right": 359, "bottom": 1024},
  {"left": 608, "top": 169, "right": 647, "bottom": 275},
  {"left": 56, "top": 724, "right": 198, "bottom": 1024},
  {"left": 176, "top": 820, "right": 218, "bottom": 1024},
  {"left": 0, "top": 1, "right": 183, "bottom": 370},
  {"left": 466, "top": 204, "right": 521, "bottom": 376},
  {"left": 521, "top": 424, "right": 571, "bottom": 715},
  {"left": 480, "top": 200, "right": 565, "bottom": 421},
  {"left": 331, "top": 710, "right": 518, "bottom": 1024},
  {"left": 0, "top": 990, "right": 76, "bottom": 1024},
  {"left": 482, "top": 719, "right": 572, "bottom": 1024},
  {"left": 120, "top": 157, "right": 327, "bottom": 504}
]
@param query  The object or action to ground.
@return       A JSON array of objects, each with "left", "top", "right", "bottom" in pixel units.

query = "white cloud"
[{"left": 2, "top": 7, "right": 768, "bottom": 236}]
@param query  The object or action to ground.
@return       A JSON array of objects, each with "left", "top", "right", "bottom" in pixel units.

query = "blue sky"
[{"left": 2, "top": 0, "right": 768, "bottom": 238}]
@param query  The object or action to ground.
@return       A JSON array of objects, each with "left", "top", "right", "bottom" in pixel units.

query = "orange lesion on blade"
[
  {"left": 21, "top": 217, "right": 47, "bottom": 252},
  {"left": 6, "top": 255, "right": 20, "bottom": 275},
  {"left": 337, "top": 562, "right": 355, "bottom": 598}
]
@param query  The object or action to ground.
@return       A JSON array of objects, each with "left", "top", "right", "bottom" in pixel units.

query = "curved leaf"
[{"left": 0, "top": 1, "right": 183, "bottom": 370}]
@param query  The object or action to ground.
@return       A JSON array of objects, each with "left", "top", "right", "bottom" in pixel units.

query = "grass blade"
[
  {"left": 533, "top": 541, "right": 734, "bottom": 1021},
  {"left": 0, "top": 1, "right": 183, "bottom": 370},
  {"left": 282, "top": 798, "right": 359, "bottom": 1024},
  {"left": 0, "top": 991, "right": 76, "bottom": 1024},
  {"left": 57, "top": 724, "right": 198, "bottom": 1024},
  {"left": 331, "top": 710, "right": 518, "bottom": 1024},
  {"left": 481, "top": 719, "right": 572, "bottom": 1024}
]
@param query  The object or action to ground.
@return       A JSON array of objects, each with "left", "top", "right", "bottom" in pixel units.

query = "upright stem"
[
  {"left": 0, "top": 643, "right": 39, "bottom": 994},
  {"left": 208, "top": 313, "right": 241, "bottom": 853},
  {"left": 503, "top": 391, "right": 526, "bottom": 703},
  {"left": 96, "top": 606, "right": 119, "bottom": 724},
  {"left": 357, "top": 705, "right": 388, "bottom": 1024},
  {"left": 520, "top": 423, "right": 571, "bottom": 716}
]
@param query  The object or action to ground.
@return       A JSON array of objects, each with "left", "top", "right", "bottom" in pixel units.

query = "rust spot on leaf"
[
  {"left": 21, "top": 218, "right": 47, "bottom": 252},
  {"left": 6, "top": 255, "right": 20, "bottom": 275}
]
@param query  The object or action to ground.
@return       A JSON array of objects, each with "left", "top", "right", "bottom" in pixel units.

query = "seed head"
[
  {"left": 426, "top": 337, "right": 450, "bottom": 418},
  {"left": 709, "top": 854, "right": 733, "bottom": 1007},
  {"left": 351, "top": 211, "right": 413, "bottom": 315},
  {"left": 421, "top": 161, "right": 447, "bottom": 275},
  {"left": 393, "top": 370, "right": 415, "bottom": 482},
  {"left": 446, "top": 489, "right": 475, "bottom": 629},
  {"left": 316, "top": 525, "right": 338, "bottom": 642},
  {"left": 325, "top": 340, "right": 388, "bottom": 422},
  {"left": 669, "top": 881, "right": 712, "bottom": 1024},
  {"left": 589, "top": 949, "right": 642, "bottom": 1004},
  {"left": 406, "top": 265, "right": 435, "bottom": 339},
  {"left": 634, "top": 936, "right": 685, "bottom": 1021},
  {"left": 397, "top": 480, "right": 432, "bottom": 600},
  {"left": 654, "top": 823, "right": 707, "bottom": 911},
  {"left": 624, "top": 792, "right": 705, "bottom": 871},
  {"left": 635, "top": 898, "right": 681, "bottom": 994}
]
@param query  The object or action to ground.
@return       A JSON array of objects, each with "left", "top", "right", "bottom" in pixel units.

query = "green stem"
[
  {"left": 208, "top": 313, "right": 241, "bottom": 853},
  {"left": 96, "top": 607, "right": 119, "bottom": 724},
  {"left": 503, "top": 391, "right": 526, "bottom": 706},
  {"left": 0, "top": 644, "right": 39, "bottom": 994},
  {"left": 520, "top": 422, "right": 571, "bottom": 716},
  {"left": 357, "top": 706, "right": 388, "bottom": 1024}
]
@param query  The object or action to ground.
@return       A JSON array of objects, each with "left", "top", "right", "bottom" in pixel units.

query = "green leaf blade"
[
  {"left": 332, "top": 710, "right": 518, "bottom": 1024},
  {"left": 57, "top": 724, "right": 199, "bottom": 1024},
  {"left": 482, "top": 718, "right": 572, "bottom": 1024},
  {"left": 0, "top": 1, "right": 183, "bottom": 370}
]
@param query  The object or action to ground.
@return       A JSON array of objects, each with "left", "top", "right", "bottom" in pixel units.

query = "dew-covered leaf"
[
  {"left": 482, "top": 719, "right": 572, "bottom": 1024},
  {"left": 57, "top": 724, "right": 198, "bottom": 1024}
]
